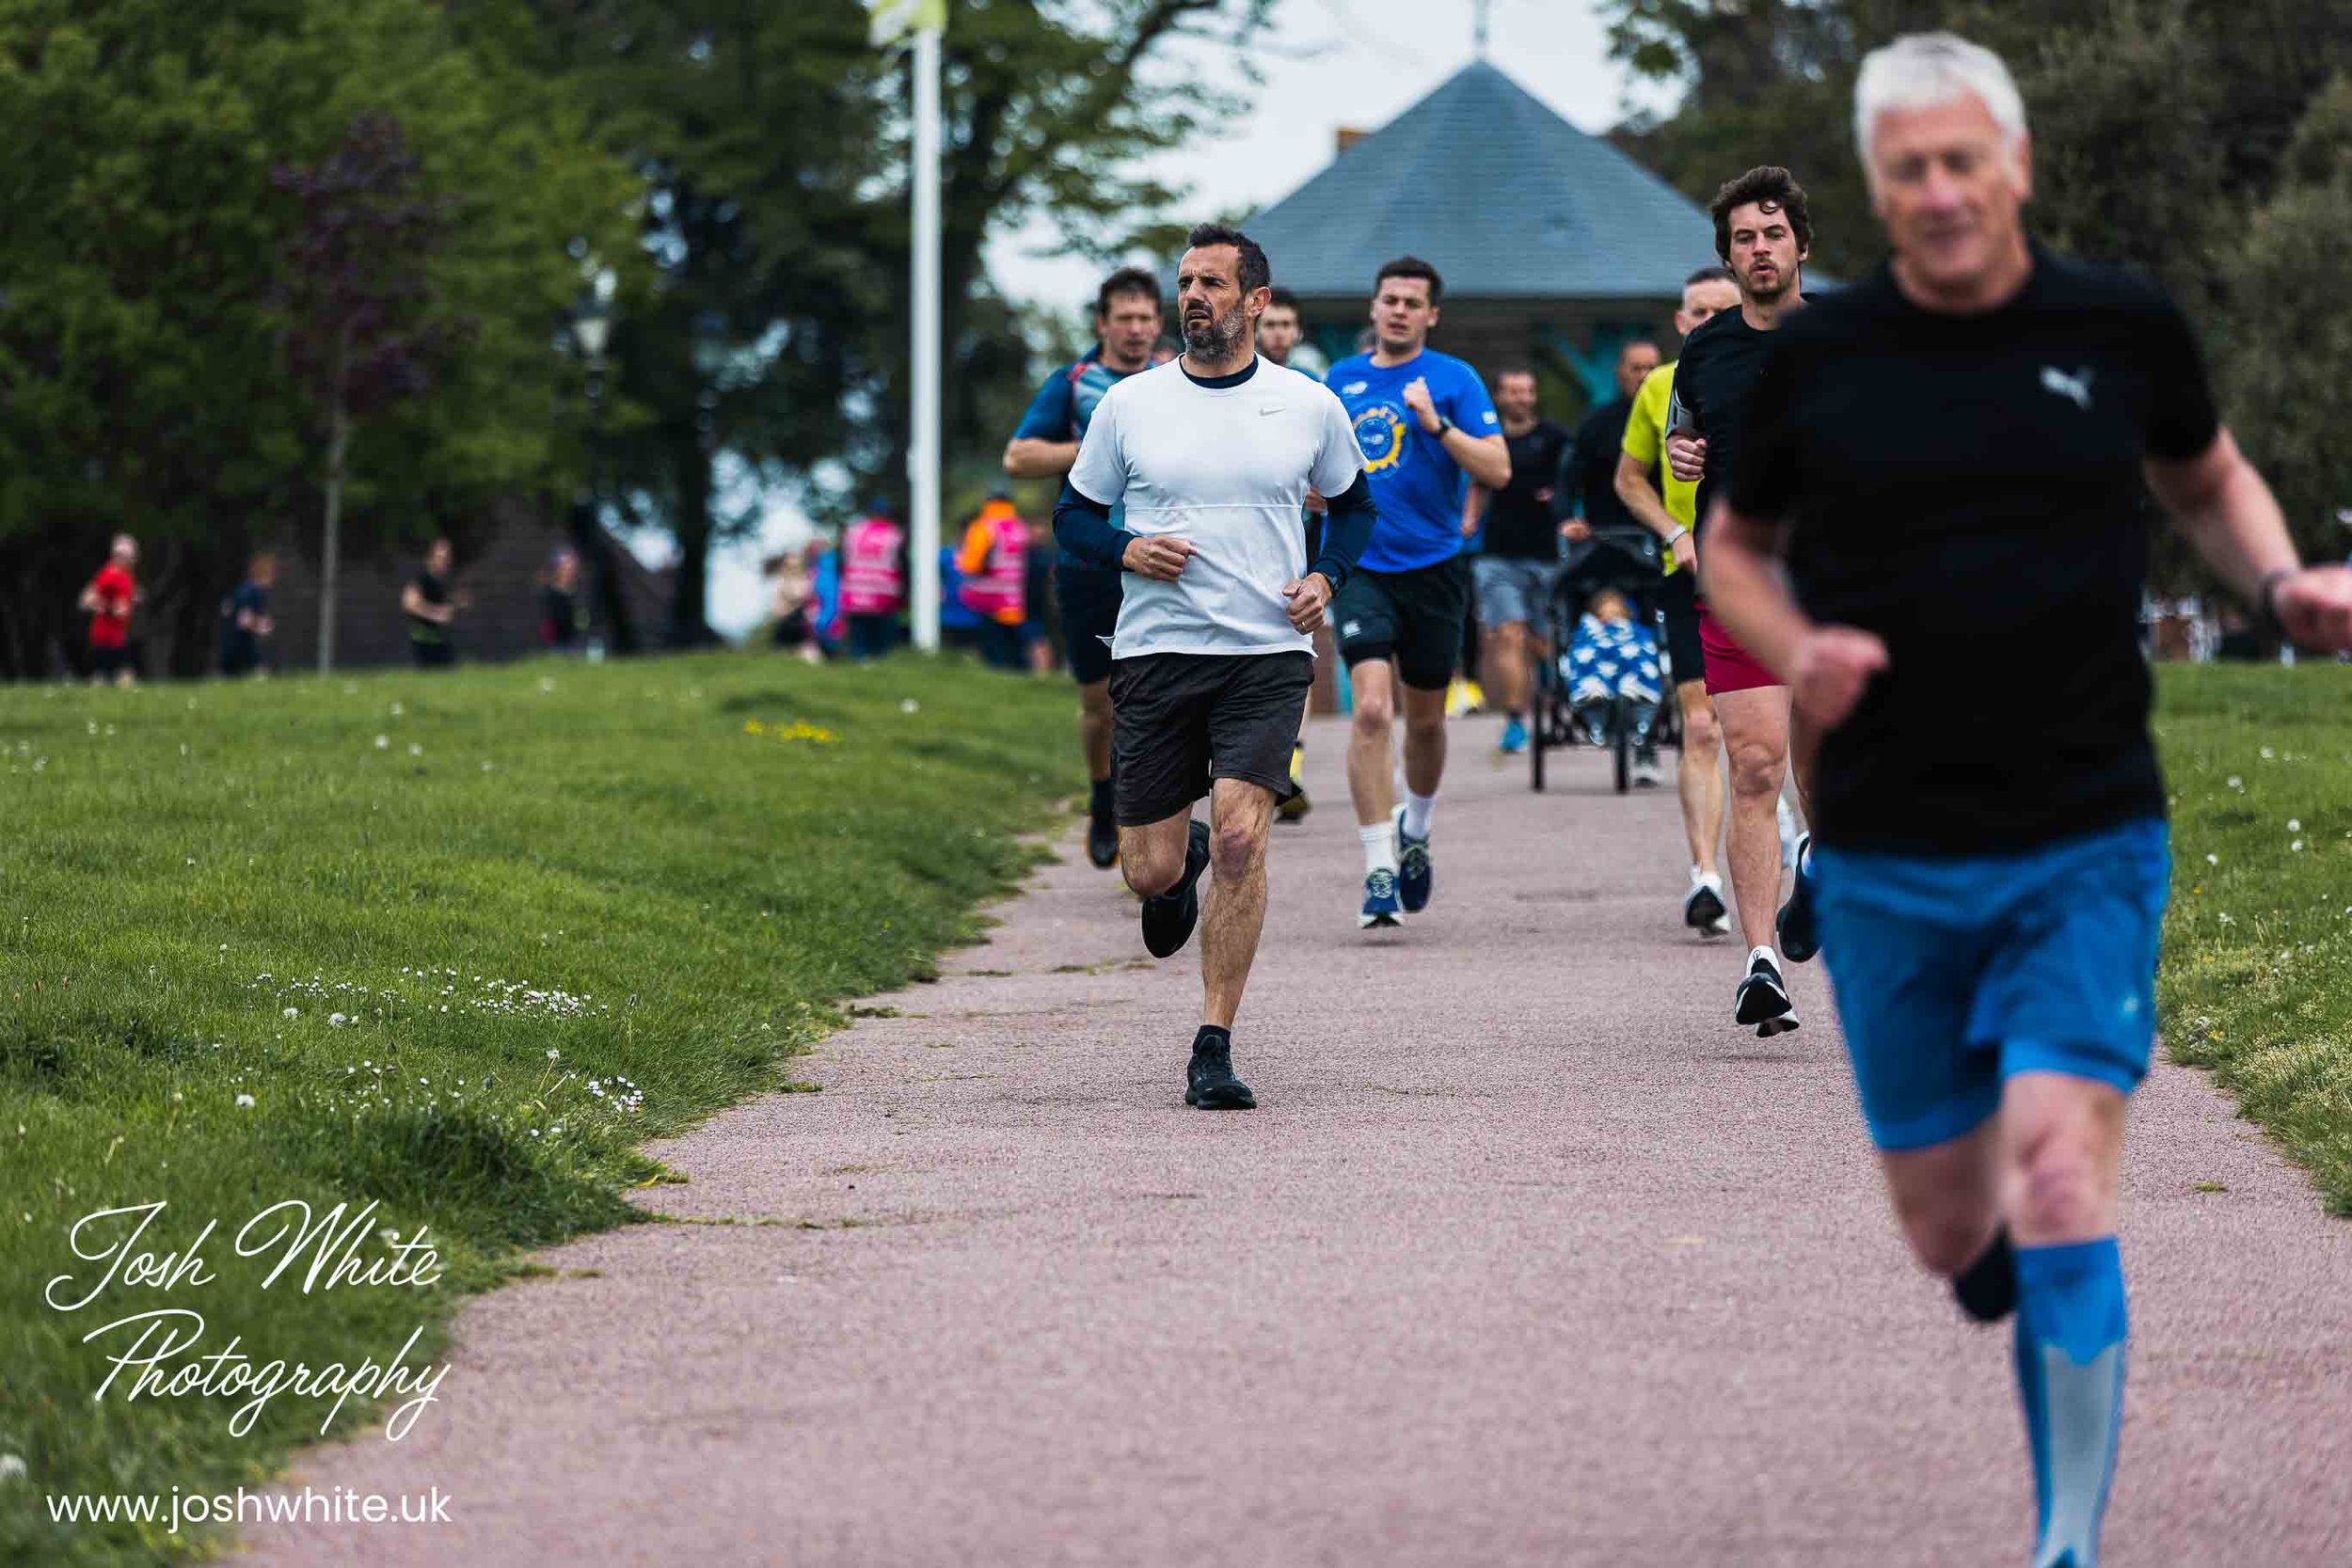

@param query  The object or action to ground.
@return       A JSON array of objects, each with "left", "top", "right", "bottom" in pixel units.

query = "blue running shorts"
[{"left": 1812, "top": 817, "right": 2170, "bottom": 1152}]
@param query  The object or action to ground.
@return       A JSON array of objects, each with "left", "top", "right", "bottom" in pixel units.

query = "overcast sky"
[{"left": 704, "top": 0, "right": 1671, "bottom": 636}]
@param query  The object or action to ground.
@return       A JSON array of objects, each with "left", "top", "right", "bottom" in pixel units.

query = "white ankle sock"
[
  {"left": 1359, "top": 823, "right": 1398, "bottom": 877},
  {"left": 1750, "top": 943, "right": 1778, "bottom": 968},
  {"left": 1402, "top": 790, "right": 1438, "bottom": 839}
]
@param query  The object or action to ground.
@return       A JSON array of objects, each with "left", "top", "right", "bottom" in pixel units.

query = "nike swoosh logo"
[{"left": 1258, "top": 405, "right": 1282, "bottom": 416}]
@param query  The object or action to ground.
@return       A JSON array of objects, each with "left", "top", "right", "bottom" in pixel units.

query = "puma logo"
[{"left": 2040, "top": 365, "right": 2094, "bottom": 411}]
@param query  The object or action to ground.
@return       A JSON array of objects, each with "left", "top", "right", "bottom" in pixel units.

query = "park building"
[{"left": 1239, "top": 58, "right": 1718, "bottom": 420}]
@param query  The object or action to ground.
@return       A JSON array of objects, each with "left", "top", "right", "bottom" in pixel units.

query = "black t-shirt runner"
[
  {"left": 1566, "top": 397, "right": 1638, "bottom": 538},
  {"left": 1669, "top": 303, "right": 1785, "bottom": 542},
  {"left": 1730, "top": 245, "right": 2220, "bottom": 855},
  {"left": 408, "top": 571, "right": 450, "bottom": 645},
  {"left": 1483, "top": 420, "right": 1571, "bottom": 560}
]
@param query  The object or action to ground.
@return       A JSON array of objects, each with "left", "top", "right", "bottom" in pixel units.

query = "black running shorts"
[
  {"left": 1055, "top": 562, "right": 1121, "bottom": 687},
  {"left": 1658, "top": 565, "right": 1705, "bottom": 691},
  {"left": 1333, "top": 557, "right": 1471, "bottom": 691},
  {"left": 1108, "top": 651, "right": 1312, "bottom": 827}
]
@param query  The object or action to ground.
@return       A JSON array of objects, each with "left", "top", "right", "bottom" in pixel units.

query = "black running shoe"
[
  {"left": 1141, "top": 820, "right": 1210, "bottom": 958},
  {"left": 1777, "top": 832, "right": 1820, "bottom": 963},
  {"left": 1185, "top": 1034, "right": 1256, "bottom": 1109},
  {"left": 1684, "top": 879, "right": 1728, "bottom": 936},
  {"left": 1087, "top": 810, "right": 1120, "bottom": 869},
  {"left": 1734, "top": 952, "right": 1800, "bottom": 1037}
]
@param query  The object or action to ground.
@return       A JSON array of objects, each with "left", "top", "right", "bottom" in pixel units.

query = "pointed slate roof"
[{"left": 1244, "top": 60, "right": 1716, "bottom": 301}]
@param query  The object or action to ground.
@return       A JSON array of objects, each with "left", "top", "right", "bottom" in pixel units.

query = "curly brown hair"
[{"left": 1708, "top": 166, "right": 1813, "bottom": 262}]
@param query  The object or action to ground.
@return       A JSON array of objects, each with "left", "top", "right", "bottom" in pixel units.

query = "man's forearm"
[
  {"left": 2154, "top": 434, "right": 2300, "bottom": 606},
  {"left": 1003, "top": 438, "right": 1079, "bottom": 480},
  {"left": 1613, "top": 454, "right": 1684, "bottom": 545},
  {"left": 1052, "top": 482, "right": 1136, "bottom": 571},
  {"left": 1697, "top": 502, "right": 1811, "bottom": 678},
  {"left": 1438, "top": 427, "right": 1510, "bottom": 488},
  {"left": 1310, "top": 472, "right": 1377, "bottom": 594}
]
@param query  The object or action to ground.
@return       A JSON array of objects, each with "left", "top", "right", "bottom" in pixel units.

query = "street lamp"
[{"left": 568, "top": 295, "right": 621, "bottom": 656}]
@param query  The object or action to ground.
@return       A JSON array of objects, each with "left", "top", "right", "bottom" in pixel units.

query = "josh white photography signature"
[{"left": 44, "top": 1198, "right": 452, "bottom": 1440}]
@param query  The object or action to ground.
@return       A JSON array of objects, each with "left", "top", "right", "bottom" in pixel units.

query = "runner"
[
  {"left": 77, "top": 534, "right": 140, "bottom": 687},
  {"left": 1704, "top": 34, "right": 2352, "bottom": 1566},
  {"left": 1258, "top": 285, "right": 1322, "bottom": 822},
  {"left": 1473, "top": 365, "right": 1581, "bottom": 759},
  {"left": 1053, "top": 223, "right": 1375, "bottom": 1109},
  {"left": 1662, "top": 168, "right": 1815, "bottom": 1032},
  {"left": 1326, "top": 258, "right": 1510, "bottom": 927},
  {"left": 1617, "top": 266, "right": 1740, "bottom": 934},
  {"left": 1553, "top": 344, "right": 1660, "bottom": 774},
  {"left": 1004, "top": 267, "right": 1167, "bottom": 869},
  {"left": 401, "top": 537, "right": 461, "bottom": 669}
]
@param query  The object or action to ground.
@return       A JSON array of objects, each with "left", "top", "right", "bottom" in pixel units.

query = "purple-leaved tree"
[{"left": 274, "top": 114, "right": 472, "bottom": 671}]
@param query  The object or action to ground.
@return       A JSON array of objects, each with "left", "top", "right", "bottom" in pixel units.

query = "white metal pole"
[{"left": 909, "top": 22, "right": 944, "bottom": 652}]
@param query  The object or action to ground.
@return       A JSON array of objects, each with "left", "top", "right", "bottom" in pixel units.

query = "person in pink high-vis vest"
[
  {"left": 839, "top": 501, "right": 908, "bottom": 660},
  {"left": 957, "top": 487, "right": 1031, "bottom": 672}
]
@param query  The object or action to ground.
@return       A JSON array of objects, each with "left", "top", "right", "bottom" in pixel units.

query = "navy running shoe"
[
  {"left": 1391, "top": 805, "right": 1432, "bottom": 912},
  {"left": 1359, "top": 868, "right": 1403, "bottom": 929}
]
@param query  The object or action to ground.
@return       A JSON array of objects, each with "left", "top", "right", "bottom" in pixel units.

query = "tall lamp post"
[{"left": 570, "top": 295, "right": 630, "bottom": 655}]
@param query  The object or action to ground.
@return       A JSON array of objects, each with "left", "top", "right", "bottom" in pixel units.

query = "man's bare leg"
[
  {"left": 1078, "top": 677, "right": 1113, "bottom": 783},
  {"left": 1119, "top": 811, "right": 1195, "bottom": 898},
  {"left": 1399, "top": 681, "right": 1448, "bottom": 799},
  {"left": 1712, "top": 683, "right": 1791, "bottom": 953},
  {"left": 1200, "top": 780, "right": 1274, "bottom": 1028},
  {"left": 1346, "top": 658, "right": 1398, "bottom": 826},
  {"left": 1677, "top": 678, "right": 1725, "bottom": 879},
  {"left": 1490, "top": 618, "right": 1530, "bottom": 721}
]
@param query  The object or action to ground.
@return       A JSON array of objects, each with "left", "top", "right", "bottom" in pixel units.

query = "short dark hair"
[
  {"left": 1375, "top": 255, "right": 1442, "bottom": 305},
  {"left": 1492, "top": 365, "right": 1538, "bottom": 386},
  {"left": 1095, "top": 267, "right": 1162, "bottom": 319},
  {"left": 1264, "top": 286, "right": 1300, "bottom": 313},
  {"left": 1183, "top": 223, "right": 1270, "bottom": 294},
  {"left": 1684, "top": 264, "right": 1736, "bottom": 288},
  {"left": 1709, "top": 166, "right": 1812, "bottom": 261}
]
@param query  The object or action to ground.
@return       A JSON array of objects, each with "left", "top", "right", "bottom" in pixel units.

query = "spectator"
[
  {"left": 938, "top": 544, "right": 983, "bottom": 654},
  {"left": 768, "top": 548, "right": 822, "bottom": 663},
  {"left": 839, "top": 499, "right": 908, "bottom": 660},
  {"left": 218, "top": 551, "right": 276, "bottom": 677},
  {"left": 78, "top": 534, "right": 140, "bottom": 687},
  {"left": 956, "top": 487, "right": 1031, "bottom": 671},
  {"left": 401, "top": 537, "right": 462, "bottom": 668},
  {"left": 541, "top": 546, "right": 590, "bottom": 651}
]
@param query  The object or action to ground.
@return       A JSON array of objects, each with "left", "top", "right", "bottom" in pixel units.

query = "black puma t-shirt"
[{"left": 1730, "top": 245, "right": 2220, "bottom": 854}]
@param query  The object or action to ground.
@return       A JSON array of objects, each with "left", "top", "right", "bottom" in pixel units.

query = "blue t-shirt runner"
[{"left": 1323, "top": 347, "right": 1499, "bottom": 574}]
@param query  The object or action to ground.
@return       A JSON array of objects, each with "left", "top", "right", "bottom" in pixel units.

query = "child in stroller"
[{"left": 1564, "top": 586, "right": 1662, "bottom": 751}]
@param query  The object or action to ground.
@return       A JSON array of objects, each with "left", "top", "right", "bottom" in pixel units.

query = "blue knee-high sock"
[{"left": 2012, "top": 1237, "right": 2128, "bottom": 1568}]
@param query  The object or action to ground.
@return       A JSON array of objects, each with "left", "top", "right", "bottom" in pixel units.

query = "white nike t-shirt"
[{"left": 1068, "top": 356, "right": 1366, "bottom": 659}]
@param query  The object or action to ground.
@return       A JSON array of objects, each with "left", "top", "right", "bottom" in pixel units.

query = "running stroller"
[{"left": 1530, "top": 525, "right": 1683, "bottom": 793}]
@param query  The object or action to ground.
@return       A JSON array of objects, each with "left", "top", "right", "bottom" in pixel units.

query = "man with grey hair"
[{"left": 1705, "top": 31, "right": 2352, "bottom": 1568}]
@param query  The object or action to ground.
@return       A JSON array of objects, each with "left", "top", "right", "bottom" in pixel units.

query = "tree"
[
  {"left": 505, "top": 0, "right": 1276, "bottom": 640},
  {"left": 275, "top": 115, "right": 469, "bottom": 672},
  {"left": 2220, "top": 76, "right": 2352, "bottom": 563},
  {"left": 0, "top": 0, "right": 635, "bottom": 676}
]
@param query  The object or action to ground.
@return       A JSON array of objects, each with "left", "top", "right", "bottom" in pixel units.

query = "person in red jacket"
[{"left": 78, "top": 534, "right": 141, "bottom": 686}]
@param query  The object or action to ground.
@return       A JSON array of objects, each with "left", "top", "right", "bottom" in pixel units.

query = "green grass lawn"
[
  {"left": 2155, "top": 661, "right": 2352, "bottom": 1216},
  {"left": 0, "top": 650, "right": 1078, "bottom": 1563}
]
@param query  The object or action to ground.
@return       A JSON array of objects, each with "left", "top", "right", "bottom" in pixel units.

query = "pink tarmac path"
[{"left": 243, "top": 715, "right": 2352, "bottom": 1566}]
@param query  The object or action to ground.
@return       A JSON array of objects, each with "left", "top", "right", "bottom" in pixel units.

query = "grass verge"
[
  {"left": 0, "top": 650, "right": 1076, "bottom": 1563},
  {"left": 2156, "top": 662, "right": 2352, "bottom": 1215}
]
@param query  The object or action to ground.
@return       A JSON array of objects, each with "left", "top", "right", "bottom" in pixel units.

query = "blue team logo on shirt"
[{"left": 1351, "top": 403, "right": 1410, "bottom": 474}]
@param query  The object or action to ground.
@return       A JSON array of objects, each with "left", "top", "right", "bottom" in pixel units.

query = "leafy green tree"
[{"left": 0, "top": 0, "right": 633, "bottom": 676}]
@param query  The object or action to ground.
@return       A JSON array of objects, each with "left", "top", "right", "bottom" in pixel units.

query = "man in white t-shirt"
[{"left": 1056, "top": 222, "right": 1378, "bottom": 1110}]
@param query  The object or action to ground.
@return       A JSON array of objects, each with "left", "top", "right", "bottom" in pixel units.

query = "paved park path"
[{"left": 246, "top": 715, "right": 2352, "bottom": 1566}]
